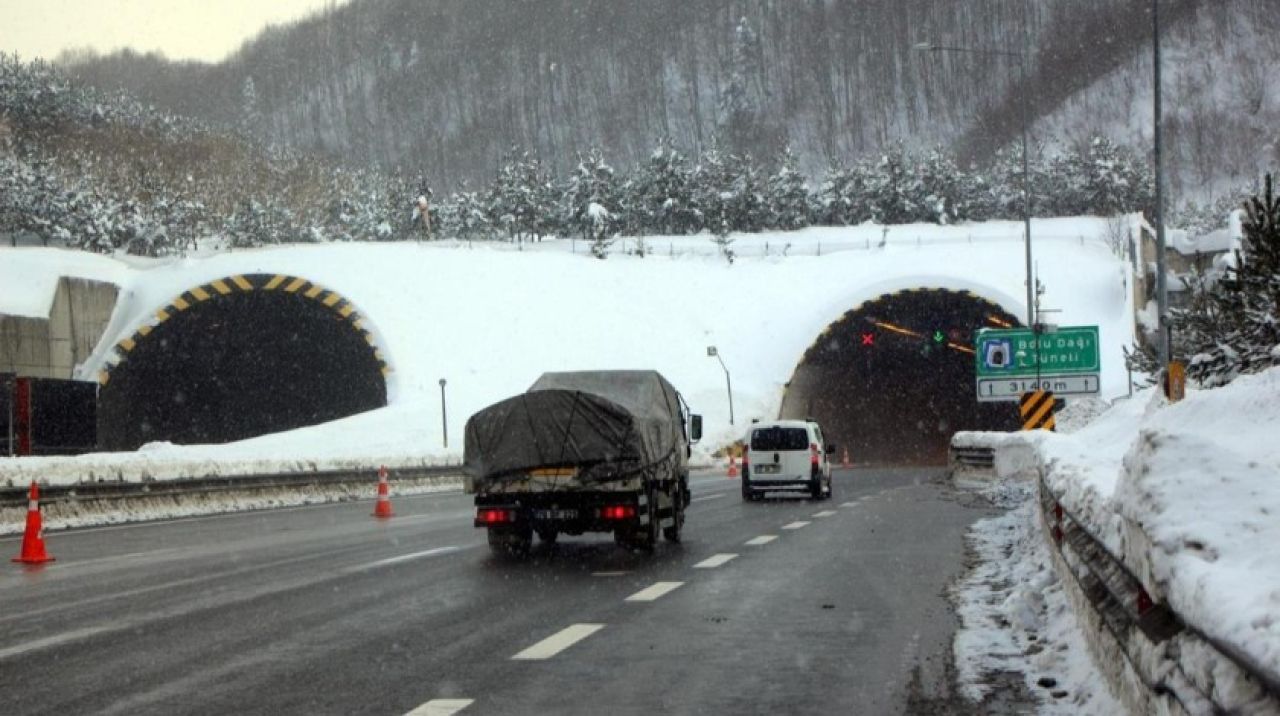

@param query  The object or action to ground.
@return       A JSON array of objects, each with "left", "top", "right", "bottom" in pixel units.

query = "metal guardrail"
[
  {"left": 1038, "top": 474, "right": 1280, "bottom": 708},
  {"left": 0, "top": 465, "right": 465, "bottom": 509}
]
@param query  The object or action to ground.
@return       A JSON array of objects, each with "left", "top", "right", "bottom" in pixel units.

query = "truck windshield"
[{"left": 750, "top": 427, "right": 809, "bottom": 451}]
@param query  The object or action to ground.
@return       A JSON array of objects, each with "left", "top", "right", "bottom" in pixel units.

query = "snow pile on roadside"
[
  {"left": 1114, "top": 368, "right": 1280, "bottom": 678},
  {"left": 0, "top": 475, "right": 462, "bottom": 535},
  {"left": 952, "top": 481, "right": 1124, "bottom": 714},
  {"left": 1039, "top": 367, "right": 1280, "bottom": 686}
]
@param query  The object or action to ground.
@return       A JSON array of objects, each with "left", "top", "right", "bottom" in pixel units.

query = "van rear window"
[{"left": 751, "top": 427, "right": 809, "bottom": 451}]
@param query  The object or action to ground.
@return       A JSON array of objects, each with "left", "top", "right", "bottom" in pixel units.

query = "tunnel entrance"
[
  {"left": 98, "top": 274, "right": 388, "bottom": 451},
  {"left": 780, "top": 289, "right": 1021, "bottom": 466}
]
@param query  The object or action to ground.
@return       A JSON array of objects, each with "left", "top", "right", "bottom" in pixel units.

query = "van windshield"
[{"left": 750, "top": 426, "right": 809, "bottom": 451}]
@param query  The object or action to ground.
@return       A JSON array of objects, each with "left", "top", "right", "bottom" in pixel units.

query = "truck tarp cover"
[{"left": 464, "top": 371, "right": 683, "bottom": 482}]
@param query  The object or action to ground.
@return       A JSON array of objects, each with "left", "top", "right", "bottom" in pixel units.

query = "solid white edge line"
[
  {"left": 511, "top": 624, "right": 605, "bottom": 660},
  {"left": 692, "top": 553, "right": 738, "bottom": 569},
  {"left": 782, "top": 521, "right": 811, "bottom": 530},
  {"left": 404, "top": 698, "right": 474, "bottom": 716},
  {"left": 625, "top": 581, "right": 685, "bottom": 602},
  {"left": 744, "top": 535, "right": 777, "bottom": 546},
  {"left": 0, "top": 626, "right": 114, "bottom": 662}
]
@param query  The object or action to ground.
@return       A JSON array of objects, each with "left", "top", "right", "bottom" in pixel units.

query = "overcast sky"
[{"left": 0, "top": 0, "right": 348, "bottom": 64}]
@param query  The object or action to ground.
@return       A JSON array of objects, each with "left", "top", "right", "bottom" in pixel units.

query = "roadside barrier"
[
  {"left": 1037, "top": 475, "right": 1280, "bottom": 713},
  {"left": 0, "top": 465, "right": 461, "bottom": 510}
]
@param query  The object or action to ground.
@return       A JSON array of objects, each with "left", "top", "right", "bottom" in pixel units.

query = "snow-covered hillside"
[{"left": 0, "top": 218, "right": 1136, "bottom": 483}]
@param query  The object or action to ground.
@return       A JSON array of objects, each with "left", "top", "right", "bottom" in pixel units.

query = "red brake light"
[
  {"left": 810, "top": 443, "right": 820, "bottom": 465},
  {"left": 600, "top": 505, "right": 636, "bottom": 520},
  {"left": 742, "top": 447, "right": 749, "bottom": 467},
  {"left": 478, "top": 508, "right": 511, "bottom": 524}
]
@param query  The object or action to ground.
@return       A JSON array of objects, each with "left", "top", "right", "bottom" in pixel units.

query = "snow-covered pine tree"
[
  {"left": 1186, "top": 174, "right": 1280, "bottom": 384},
  {"left": 240, "top": 76, "right": 263, "bottom": 138},
  {"left": 562, "top": 148, "right": 621, "bottom": 247},
  {"left": 766, "top": 146, "right": 811, "bottom": 230},
  {"left": 630, "top": 138, "right": 700, "bottom": 235}
]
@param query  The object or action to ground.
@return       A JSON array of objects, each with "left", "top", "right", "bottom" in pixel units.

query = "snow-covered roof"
[{"left": 0, "top": 247, "right": 133, "bottom": 319}]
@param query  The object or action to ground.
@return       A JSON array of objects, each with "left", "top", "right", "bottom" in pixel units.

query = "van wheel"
[
  {"left": 809, "top": 479, "right": 823, "bottom": 501},
  {"left": 535, "top": 527, "right": 558, "bottom": 544}
]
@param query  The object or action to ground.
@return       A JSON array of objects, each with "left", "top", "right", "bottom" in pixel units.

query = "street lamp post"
[
  {"left": 706, "top": 346, "right": 734, "bottom": 425},
  {"left": 438, "top": 378, "right": 448, "bottom": 449},
  {"left": 914, "top": 40, "right": 1036, "bottom": 328}
]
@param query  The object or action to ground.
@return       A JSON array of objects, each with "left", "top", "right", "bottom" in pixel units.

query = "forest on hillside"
[{"left": 59, "top": 0, "right": 1275, "bottom": 204}]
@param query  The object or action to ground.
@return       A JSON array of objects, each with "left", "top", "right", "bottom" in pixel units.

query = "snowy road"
[{"left": 0, "top": 468, "right": 1006, "bottom": 715}]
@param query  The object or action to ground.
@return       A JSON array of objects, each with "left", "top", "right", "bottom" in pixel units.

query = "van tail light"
[
  {"left": 810, "top": 443, "right": 820, "bottom": 465},
  {"left": 742, "top": 448, "right": 749, "bottom": 468}
]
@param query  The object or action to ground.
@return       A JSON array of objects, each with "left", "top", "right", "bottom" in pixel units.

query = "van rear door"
[{"left": 749, "top": 426, "right": 811, "bottom": 481}]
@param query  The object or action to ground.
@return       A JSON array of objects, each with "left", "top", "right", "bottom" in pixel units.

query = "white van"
[{"left": 741, "top": 419, "right": 834, "bottom": 501}]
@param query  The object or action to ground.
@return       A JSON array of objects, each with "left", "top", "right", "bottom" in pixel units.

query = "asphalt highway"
[{"left": 0, "top": 467, "right": 1002, "bottom": 715}]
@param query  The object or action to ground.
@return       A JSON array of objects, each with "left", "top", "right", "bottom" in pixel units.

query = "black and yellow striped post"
[{"left": 1019, "top": 390, "right": 1058, "bottom": 431}]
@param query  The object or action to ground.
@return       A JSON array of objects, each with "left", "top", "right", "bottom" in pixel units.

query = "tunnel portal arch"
[
  {"left": 97, "top": 274, "right": 389, "bottom": 450},
  {"left": 780, "top": 288, "right": 1022, "bottom": 466}
]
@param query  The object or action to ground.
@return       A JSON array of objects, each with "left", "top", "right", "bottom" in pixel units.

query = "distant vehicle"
[
  {"left": 464, "top": 370, "right": 701, "bottom": 555},
  {"left": 741, "top": 419, "right": 834, "bottom": 501}
]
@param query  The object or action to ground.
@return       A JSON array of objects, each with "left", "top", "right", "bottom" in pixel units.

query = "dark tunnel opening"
[
  {"left": 780, "top": 289, "right": 1022, "bottom": 466},
  {"left": 98, "top": 280, "right": 387, "bottom": 450}
]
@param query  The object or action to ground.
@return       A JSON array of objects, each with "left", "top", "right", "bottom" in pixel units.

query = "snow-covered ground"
[
  {"left": 952, "top": 480, "right": 1125, "bottom": 714},
  {"left": 0, "top": 217, "right": 1137, "bottom": 486}
]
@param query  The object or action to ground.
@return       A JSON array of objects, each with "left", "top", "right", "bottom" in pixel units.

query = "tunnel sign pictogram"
[{"left": 975, "top": 326, "right": 1100, "bottom": 403}]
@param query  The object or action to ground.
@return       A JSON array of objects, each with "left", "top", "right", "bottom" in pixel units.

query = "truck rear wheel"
[
  {"left": 662, "top": 482, "right": 684, "bottom": 543},
  {"left": 535, "top": 526, "right": 558, "bottom": 544}
]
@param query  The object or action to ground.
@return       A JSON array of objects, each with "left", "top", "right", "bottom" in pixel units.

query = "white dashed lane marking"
[
  {"left": 690, "top": 494, "right": 725, "bottom": 503},
  {"left": 812, "top": 510, "right": 837, "bottom": 518},
  {"left": 625, "top": 581, "right": 685, "bottom": 602},
  {"left": 512, "top": 624, "right": 604, "bottom": 660},
  {"left": 839, "top": 502, "right": 859, "bottom": 508},
  {"left": 744, "top": 535, "right": 777, "bottom": 546},
  {"left": 591, "top": 571, "right": 630, "bottom": 577},
  {"left": 692, "top": 553, "right": 739, "bottom": 569},
  {"left": 405, "top": 698, "right": 474, "bottom": 716},
  {"left": 782, "top": 521, "right": 811, "bottom": 530}
]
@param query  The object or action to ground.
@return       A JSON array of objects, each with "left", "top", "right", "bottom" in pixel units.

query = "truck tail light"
[
  {"left": 477, "top": 508, "right": 515, "bottom": 524},
  {"left": 600, "top": 505, "right": 636, "bottom": 520}
]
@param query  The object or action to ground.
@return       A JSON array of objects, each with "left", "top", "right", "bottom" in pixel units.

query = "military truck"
[{"left": 464, "top": 370, "right": 702, "bottom": 555}]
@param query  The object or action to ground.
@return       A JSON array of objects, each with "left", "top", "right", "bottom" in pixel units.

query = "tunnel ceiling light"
[
  {"left": 987, "top": 315, "right": 1014, "bottom": 328},
  {"left": 873, "top": 321, "right": 921, "bottom": 339}
]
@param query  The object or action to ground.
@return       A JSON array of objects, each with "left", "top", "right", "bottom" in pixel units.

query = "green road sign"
[
  {"left": 974, "top": 326, "right": 1101, "bottom": 402},
  {"left": 974, "top": 326, "right": 1100, "bottom": 377}
]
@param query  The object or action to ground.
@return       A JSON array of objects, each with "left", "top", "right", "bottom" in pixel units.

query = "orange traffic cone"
[
  {"left": 726, "top": 452, "right": 739, "bottom": 478},
  {"left": 372, "top": 465, "right": 394, "bottom": 518},
  {"left": 840, "top": 447, "right": 851, "bottom": 469},
  {"left": 12, "top": 481, "right": 54, "bottom": 565}
]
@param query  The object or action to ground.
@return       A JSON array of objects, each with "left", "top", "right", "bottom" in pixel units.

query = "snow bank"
[{"left": 1038, "top": 368, "right": 1280, "bottom": 695}]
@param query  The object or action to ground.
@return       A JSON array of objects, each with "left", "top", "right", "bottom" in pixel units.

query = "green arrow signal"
[{"left": 933, "top": 330, "right": 946, "bottom": 343}]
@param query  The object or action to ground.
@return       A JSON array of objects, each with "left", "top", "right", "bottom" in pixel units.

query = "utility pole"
[
  {"left": 439, "top": 378, "right": 448, "bottom": 449},
  {"left": 1153, "top": 0, "right": 1171, "bottom": 366}
]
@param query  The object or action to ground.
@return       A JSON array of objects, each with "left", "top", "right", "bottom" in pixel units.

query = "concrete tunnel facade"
[
  {"left": 97, "top": 274, "right": 389, "bottom": 451},
  {"left": 779, "top": 287, "right": 1023, "bottom": 466}
]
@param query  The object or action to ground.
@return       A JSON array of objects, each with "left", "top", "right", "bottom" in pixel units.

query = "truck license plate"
[
  {"left": 755, "top": 464, "right": 780, "bottom": 474},
  {"left": 534, "top": 509, "right": 577, "bottom": 520}
]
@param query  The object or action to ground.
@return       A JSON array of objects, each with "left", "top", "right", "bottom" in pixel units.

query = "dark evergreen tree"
[{"left": 765, "top": 146, "right": 811, "bottom": 231}]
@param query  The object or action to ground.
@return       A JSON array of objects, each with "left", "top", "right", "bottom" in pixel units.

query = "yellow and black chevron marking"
[
  {"left": 1019, "top": 390, "right": 1058, "bottom": 431},
  {"left": 99, "top": 273, "right": 389, "bottom": 385}
]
